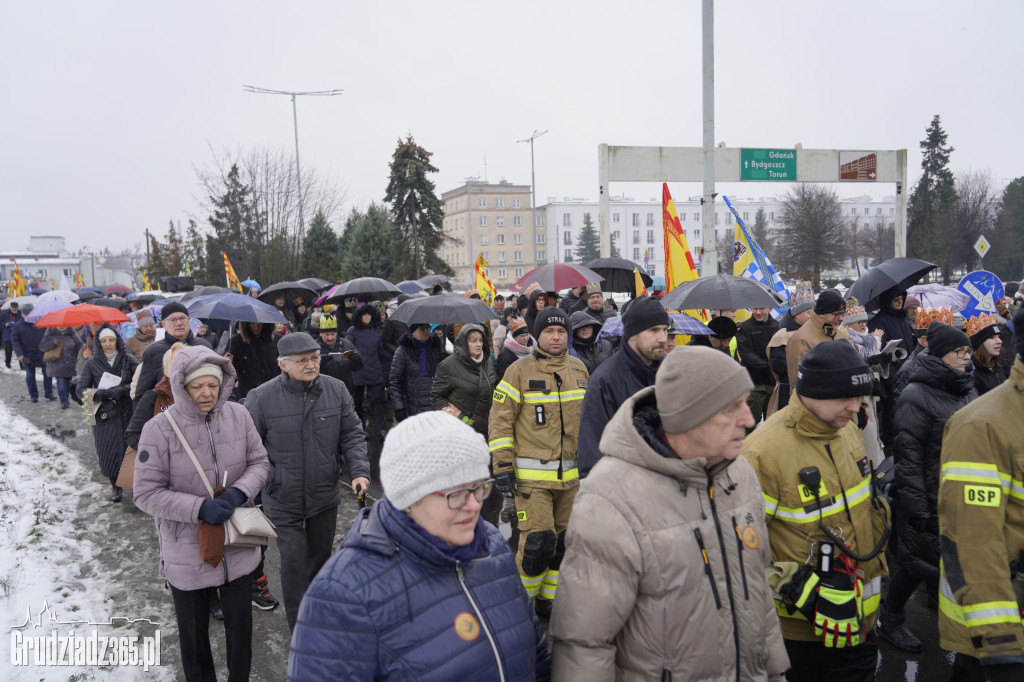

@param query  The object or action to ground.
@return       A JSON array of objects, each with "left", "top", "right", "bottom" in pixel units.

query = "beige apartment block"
[{"left": 441, "top": 179, "right": 545, "bottom": 291}]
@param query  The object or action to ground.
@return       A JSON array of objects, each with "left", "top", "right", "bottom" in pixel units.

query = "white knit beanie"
[
  {"left": 183, "top": 362, "right": 223, "bottom": 388},
  {"left": 380, "top": 411, "right": 491, "bottom": 510}
]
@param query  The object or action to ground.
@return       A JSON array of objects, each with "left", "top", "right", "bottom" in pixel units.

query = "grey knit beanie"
[
  {"left": 183, "top": 362, "right": 223, "bottom": 387},
  {"left": 380, "top": 411, "right": 491, "bottom": 510},
  {"left": 655, "top": 346, "right": 753, "bottom": 433}
]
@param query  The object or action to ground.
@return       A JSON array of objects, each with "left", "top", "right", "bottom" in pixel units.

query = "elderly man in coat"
[
  {"left": 550, "top": 347, "right": 788, "bottom": 681},
  {"left": 245, "top": 332, "right": 371, "bottom": 631}
]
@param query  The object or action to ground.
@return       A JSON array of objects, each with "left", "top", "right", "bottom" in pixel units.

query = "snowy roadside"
[{"left": 0, "top": 398, "right": 175, "bottom": 680}]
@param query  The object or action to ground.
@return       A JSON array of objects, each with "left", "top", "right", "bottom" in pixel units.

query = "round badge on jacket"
[
  {"left": 741, "top": 526, "right": 759, "bottom": 550},
  {"left": 453, "top": 612, "right": 480, "bottom": 642}
]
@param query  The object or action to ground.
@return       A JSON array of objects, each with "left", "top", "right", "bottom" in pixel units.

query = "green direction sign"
[{"left": 741, "top": 148, "right": 797, "bottom": 181}]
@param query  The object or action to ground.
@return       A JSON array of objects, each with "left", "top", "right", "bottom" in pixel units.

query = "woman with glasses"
[
  {"left": 288, "top": 411, "right": 551, "bottom": 682},
  {"left": 876, "top": 324, "right": 978, "bottom": 653}
]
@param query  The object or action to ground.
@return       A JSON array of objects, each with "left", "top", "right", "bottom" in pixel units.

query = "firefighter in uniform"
[
  {"left": 743, "top": 341, "right": 890, "bottom": 682},
  {"left": 489, "top": 306, "right": 588, "bottom": 618},
  {"left": 937, "top": 307, "right": 1024, "bottom": 682}
]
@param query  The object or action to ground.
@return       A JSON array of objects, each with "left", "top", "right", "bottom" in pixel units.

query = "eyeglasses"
[
  {"left": 954, "top": 348, "right": 972, "bottom": 359},
  {"left": 432, "top": 479, "right": 494, "bottom": 510},
  {"left": 285, "top": 355, "right": 321, "bottom": 367},
  {"left": 164, "top": 315, "right": 188, "bottom": 324}
]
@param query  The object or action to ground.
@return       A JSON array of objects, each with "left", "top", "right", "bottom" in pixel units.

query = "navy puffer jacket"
[
  {"left": 289, "top": 497, "right": 551, "bottom": 682},
  {"left": 389, "top": 332, "right": 447, "bottom": 417},
  {"left": 347, "top": 304, "right": 393, "bottom": 386}
]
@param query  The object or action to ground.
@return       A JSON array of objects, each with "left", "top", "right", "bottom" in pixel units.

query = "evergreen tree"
[
  {"left": 776, "top": 184, "right": 849, "bottom": 290},
  {"left": 299, "top": 210, "right": 340, "bottom": 281},
  {"left": 610, "top": 229, "right": 621, "bottom": 259},
  {"left": 183, "top": 220, "right": 206, "bottom": 283},
  {"left": 338, "top": 203, "right": 402, "bottom": 281},
  {"left": 750, "top": 207, "right": 775, "bottom": 263},
  {"left": 163, "top": 220, "right": 184, "bottom": 276},
  {"left": 990, "top": 177, "right": 1024, "bottom": 280},
  {"left": 907, "top": 115, "right": 957, "bottom": 283},
  {"left": 384, "top": 135, "right": 453, "bottom": 279},
  {"left": 147, "top": 231, "right": 167, "bottom": 280},
  {"left": 208, "top": 164, "right": 257, "bottom": 281},
  {"left": 574, "top": 213, "right": 601, "bottom": 263}
]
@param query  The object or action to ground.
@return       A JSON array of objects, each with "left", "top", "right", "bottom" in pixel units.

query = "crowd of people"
[{"left": 4, "top": 276, "right": 1024, "bottom": 681}]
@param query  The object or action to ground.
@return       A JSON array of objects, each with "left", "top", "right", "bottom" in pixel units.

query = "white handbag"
[{"left": 166, "top": 412, "right": 276, "bottom": 546}]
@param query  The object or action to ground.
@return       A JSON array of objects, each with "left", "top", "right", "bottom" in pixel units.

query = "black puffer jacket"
[
  {"left": 227, "top": 322, "right": 280, "bottom": 399},
  {"left": 78, "top": 325, "right": 139, "bottom": 478},
  {"left": 736, "top": 315, "right": 779, "bottom": 385},
  {"left": 430, "top": 324, "right": 496, "bottom": 436},
  {"left": 389, "top": 332, "right": 447, "bottom": 418},
  {"left": 317, "top": 334, "right": 362, "bottom": 395},
  {"left": 869, "top": 288, "right": 916, "bottom": 358},
  {"left": 893, "top": 351, "right": 977, "bottom": 580}
]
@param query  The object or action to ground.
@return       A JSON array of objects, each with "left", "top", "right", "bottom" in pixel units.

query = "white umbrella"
[{"left": 36, "top": 290, "right": 79, "bottom": 304}]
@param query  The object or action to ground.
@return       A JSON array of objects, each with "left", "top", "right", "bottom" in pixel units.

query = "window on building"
[
  {"left": 479, "top": 216, "right": 487, "bottom": 226},
  {"left": 536, "top": 233, "right": 546, "bottom": 244},
  {"left": 482, "top": 252, "right": 487, "bottom": 261},
  {"left": 496, "top": 234, "right": 505, "bottom": 244},
  {"left": 694, "top": 229, "right": 701, "bottom": 239},
  {"left": 613, "top": 230, "right": 621, "bottom": 240},
  {"left": 496, "top": 216, "right": 504, "bottom": 227},
  {"left": 876, "top": 207, "right": 882, "bottom": 215},
  {"left": 498, "top": 268, "right": 507, "bottom": 279},
  {"left": 648, "top": 246, "right": 656, "bottom": 260},
  {"left": 613, "top": 212, "right": 621, "bottom": 223},
  {"left": 583, "top": 212, "right": 591, "bottom": 222},
  {"left": 863, "top": 208, "right": 869, "bottom": 215},
  {"left": 536, "top": 215, "right": 545, "bottom": 227},
  {"left": 646, "top": 230, "right": 655, "bottom": 243},
  {"left": 564, "top": 231, "right": 572, "bottom": 245},
  {"left": 715, "top": 213, "right": 720, "bottom": 225},
  {"left": 480, "top": 234, "right": 488, "bottom": 245},
  {"left": 632, "top": 232, "right": 640, "bottom": 244},
  {"left": 536, "top": 250, "right": 545, "bottom": 261},
  {"left": 513, "top": 216, "right": 522, "bottom": 226},
  {"left": 498, "top": 251, "right": 506, "bottom": 262},
  {"left": 564, "top": 249, "right": 573, "bottom": 262},
  {"left": 515, "top": 267, "right": 524, "bottom": 278},
  {"left": 514, "top": 251, "right": 522, "bottom": 262},
  {"left": 632, "top": 248, "right": 640, "bottom": 260},
  {"left": 694, "top": 212, "right": 700, "bottom": 222},
  {"left": 743, "top": 212, "right": 749, "bottom": 221},
  {"left": 890, "top": 208, "right": 895, "bottom": 215},
  {"left": 646, "top": 212, "right": 654, "bottom": 226},
  {"left": 563, "top": 213, "right": 571, "bottom": 227},
  {"left": 496, "top": 198, "right": 504, "bottom": 207},
  {"left": 632, "top": 213, "right": 640, "bottom": 227},
  {"left": 680, "top": 212, "right": 686, "bottom": 222},
  {"left": 512, "top": 198, "right": 521, "bottom": 208},
  {"left": 851, "top": 208, "right": 857, "bottom": 215},
  {"left": 769, "top": 212, "right": 775, "bottom": 220},
  {"left": 514, "top": 234, "right": 522, "bottom": 244},
  {"left": 648, "top": 265, "right": 657, "bottom": 276},
  {"left": 726, "top": 213, "right": 733, "bottom": 224},
  {"left": 479, "top": 198, "right": 486, "bottom": 208}
]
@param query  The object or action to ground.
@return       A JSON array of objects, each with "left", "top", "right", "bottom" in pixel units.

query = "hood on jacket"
[
  {"left": 570, "top": 311, "right": 601, "bottom": 347},
  {"left": 454, "top": 323, "right": 486, "bottom": 366},
  {"left": 398, "top": 331, "right": 443, "bottom": 352},
  {"left": 168, "top": 345, "right": 237, "bottom": 420},
  {"left": 598, "top": 387, "right": 737, "bottom": 489},
  {"left": 91, "top": 323, "right": 126, "bottom": 356},
  {"left": 876, "top": 287, "right": 908, "bottom": 317},
  {"left": 910, "top": 350, "right": 976, "bottom": 396},
  {"left": 526, "top": 289, "right": 548, "bottom": 313},
  {"left": 238, "top": 320, "right": 276, "bottom": 344},
  {"left": 352, "top": 303, "right": 381, "bottom": 329}
]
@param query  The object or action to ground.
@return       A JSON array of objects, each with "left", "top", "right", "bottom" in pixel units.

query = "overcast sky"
[{"left": 2, "top": 0, "right": 1021, "bottom": 254}]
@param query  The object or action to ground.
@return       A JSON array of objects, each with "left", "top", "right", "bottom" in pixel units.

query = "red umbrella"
[
  {"left": 103, "top": 283, "right": 132, "bottom": 295},
  {"left": 35, "top": 304, "right": 131, "bottom": 328},
  {"left": 511, "top": 263, "right": 603, "bottom": 293}
]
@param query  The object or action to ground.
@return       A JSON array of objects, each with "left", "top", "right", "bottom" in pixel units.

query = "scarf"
[
  {"left": 412, "top": 337, "right": 438, "bottom": 377},
  {"left": 104, "top": 351, "right": 119, "bottom": 365},
  {"left": 396, "top": 507, "right": 489, "bottom": 563},
  {"left": 504, "top": 334, "right": 534, "bottom": 359}
]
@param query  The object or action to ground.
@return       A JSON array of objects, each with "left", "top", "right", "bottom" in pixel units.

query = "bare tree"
[
  {"left": 952, "top": 169, "right": 998, "bottom": 272},
  {"left": 776, "top": 184, "right": 849, "bottom": 290}
]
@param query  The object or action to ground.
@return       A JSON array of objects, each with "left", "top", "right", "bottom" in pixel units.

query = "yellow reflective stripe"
[
  {"left": 1010, "top": 477, "right": 1024, "bottom": 501},
  {"left": 862, "top": 577, "right": 882, "bottom": 616},
  {"left": 941, "top": 461, "right": 1007, "bottom": 487},
  {"left": 523, "top": 390, "right": 585, "bottom": 404},
  {"left": 515, "top": 467, "right": 580, "bottom": 482},
  {"left": 772, "top": 478, "right": 871, "bottom": 524},
  {"left": 520, "top": 574, "right": 542, "bottom": 597},
  {"left": 495, "top": 380, "right": 521, "bottom": 403},
  {"left": 763, "top": 493, "right": 779, "bottom": 517},
  {"left": 939, "top": 577, "right": 1022, "bottom": 626},
  {"left": 541, "top": 569, "right": 559, "bottom": 585},
  {"left": 489, "top": 438, "right": 514, "bottom": 452},
  {"left": 515, "top": 457, "right": 577, "bottom": 470}
]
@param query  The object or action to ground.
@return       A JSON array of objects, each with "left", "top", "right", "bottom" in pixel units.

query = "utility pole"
[
  {"left": 242, "top": 85, "right": 343, "bottom": 270},
  {"left": 701, "top": 0, "right": 717, "bottom": 276},
  {"left": 518, "top": 130, "right": 548, "bottom": 265}
]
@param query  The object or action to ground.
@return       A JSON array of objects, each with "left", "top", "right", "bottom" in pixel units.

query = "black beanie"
[
  {"left": 532, "top": 306, "right": 570, "bottom": 337},
  {"left": 622, "top": 296, "right": 671, "bottom": 339},
  {"left": 707, "top": 316, "right": 737, "bottom": 339},
  {"left": 969, "top": 323, "right": 1001, "bottom": 350},
  {"left": 926, "top": 323, "right": 971, "bottom": 359},
  {"left": 814, "top": 289, "right": 846, "bottom": 316},
  {"left": 796, "top": 340, "right": 873, "bottom": 399},
  {"left": 1015, "top": 307, "right": 1024, "bottom": 360},
  {"left": 161, "top": 301, "right": 189, "bottom": 319}
]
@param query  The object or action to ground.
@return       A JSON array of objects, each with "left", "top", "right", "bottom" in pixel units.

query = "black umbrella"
[
  {"left": 75, "top": 290, "right": 102, "bottom": 301},
  {"left": 660, "top": 274, "right": 784, "bottom": 311},
  {"left": 418, "top": 274, "right": 451, "bottom": 287},
  {"left": 91, "top": 297, "right": 129, "bottom": 310},
  {"left": 846, "top": 258, "right": 938, "bottom": 312},
  {"left": 296, "top": 277, "right": 333, "bottom": 292},
  {"left": 258, "top": 281, "right": 319, "bottom": 306},
  {"left": 186, "top": 293, "right": 289, "bottom": 325},
  {"left": 585, "top": 258, "right": 652, "bottom": 293},
  {"left": 126, "top": 291, "right": 165, "bottom": 304},
  {"left": 181, "top": 286, "right": 235, "bottom": 302},
  {"left": 388, "top": 295, "right": 498, "bottom": 325},
  {"left": 323, "top": 277, "right": 402, "bottom": 304}
]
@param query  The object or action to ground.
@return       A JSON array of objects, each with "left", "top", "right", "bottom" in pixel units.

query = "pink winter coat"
[{"left": 134, "top": 346, "right": 270, "bottom": 591}]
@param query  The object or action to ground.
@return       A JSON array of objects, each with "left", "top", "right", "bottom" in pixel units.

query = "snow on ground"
[{"left": 0, "top": 399, "right": 174, "bottom": 681}]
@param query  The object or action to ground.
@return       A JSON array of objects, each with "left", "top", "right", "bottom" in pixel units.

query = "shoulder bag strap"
[{"left": 165, "top": 412, "right": 216, "bottom": 499}]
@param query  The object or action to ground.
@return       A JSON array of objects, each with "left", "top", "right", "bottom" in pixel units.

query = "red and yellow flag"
[
  {"left": 139, "top": 267, "right": 153, "bottom": 292},
  {"left": 633, "top": 267, "right": 649, "bottom": 297},
  {"left": 74, "top": 271, "right": 85, "bottom": 289},
  {"left": 222, "top": 252, "right": 243, "bottom": 293},
  {"left": 662, "top": 183, "right": 700, "bottom": 291},
  {"left": 11, "top": 260, "right": 27, "bottom": 296},
  {"left": 474, "top": 254, "right": 496, "bottom": 306}
]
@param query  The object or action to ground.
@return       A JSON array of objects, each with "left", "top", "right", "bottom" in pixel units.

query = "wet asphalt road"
[{"left": 1, "top": 363, "right": 954, "bottom": 680}]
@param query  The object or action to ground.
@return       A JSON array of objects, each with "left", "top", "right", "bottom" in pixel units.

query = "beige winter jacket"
[{"left": 550, "top": 387, "right": 788, "bottom": 681}]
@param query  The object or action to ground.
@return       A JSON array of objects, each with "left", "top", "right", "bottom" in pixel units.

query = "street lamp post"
[
  {"left": 242, "top": 85, "right": 343, "bottom": 268},
  {"left": 518, "top": 130, "right": 548, "bottom": 265}
]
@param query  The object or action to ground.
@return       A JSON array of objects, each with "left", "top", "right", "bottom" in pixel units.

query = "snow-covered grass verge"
[{"left": 0, "top": 400, "right": 173, "bottom": 681}]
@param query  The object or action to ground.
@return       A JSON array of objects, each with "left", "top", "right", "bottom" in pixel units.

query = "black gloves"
[
  {"left": 494, "top": 473, "right": 516, "bottom": 498},
  {"left": 198, "top": 498, "right": 235, "bottom": 524}
]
